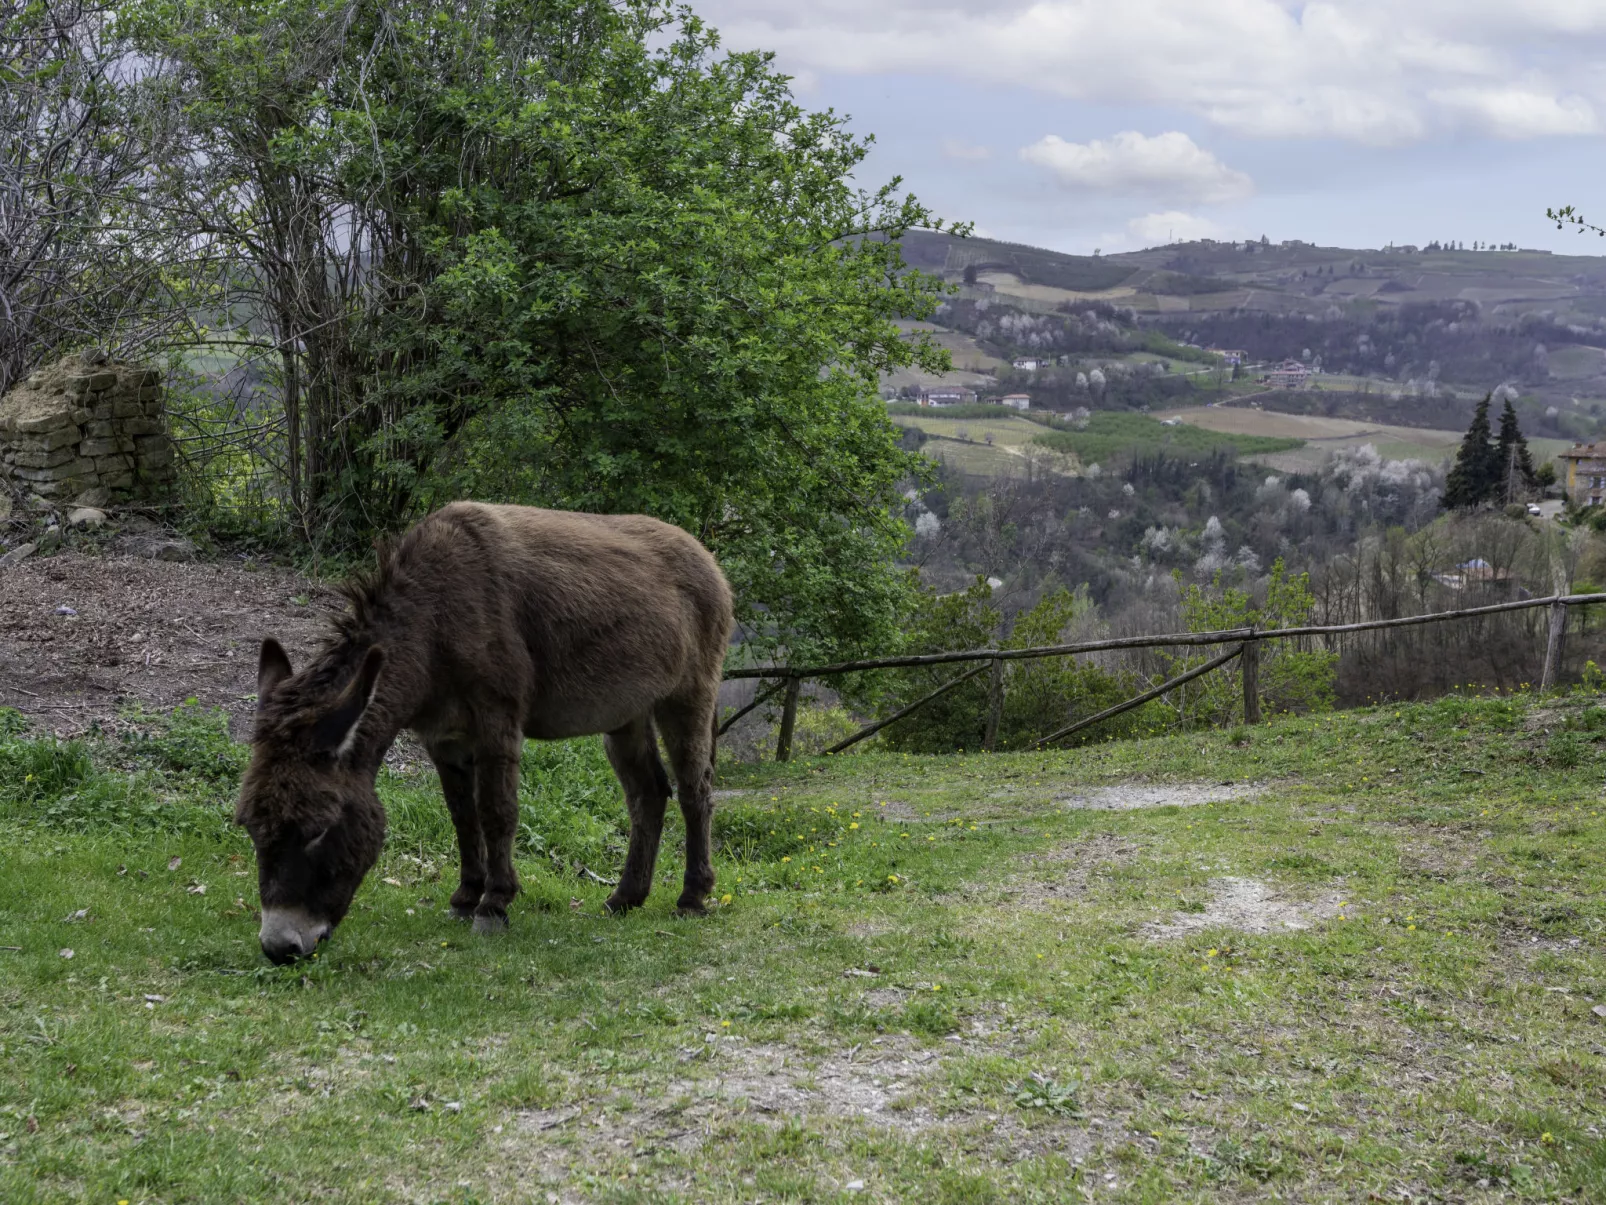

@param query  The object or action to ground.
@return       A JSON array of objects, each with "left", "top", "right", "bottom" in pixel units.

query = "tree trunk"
[
  {"left": 775, "top": 677, "right": 801, "bottom": 762},
  {"left": 982, "top": 657, "right": 1004, "bottom": 751}
]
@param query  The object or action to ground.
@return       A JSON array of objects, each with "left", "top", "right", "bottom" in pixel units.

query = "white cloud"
[
  {"left": 1019, "top": 131, "right": 1253, "bottom": 202},
  {"left": 695, "top": 0, "right": 1606, "bottom": 145},
  {"left": 1124, "top": 211, "right": 1229, "bottom": 247},
  {"left": 941, "top": 138, "right": 992, "bottom": 161},
  {"left": 1428, "top": 87, "right": 1600, "bottom": 138}
]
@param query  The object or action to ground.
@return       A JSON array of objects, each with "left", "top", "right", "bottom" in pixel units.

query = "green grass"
[
  {"left": 1033, "top": 412, "right": 1303, "bottom": 464},
  {"left": 3, "top": 692, "right": 1606, "bottom": 1202}
]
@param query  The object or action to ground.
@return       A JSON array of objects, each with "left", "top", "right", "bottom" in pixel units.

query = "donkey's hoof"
[
  {"left": 674, "top": 897, "right": 708, "bottom": 917},
  {"left": 471, "top": 910, "right": 509, "bottom": 935},
  {"left": 449, "top": 904, "right": 476, "bottom": 922},
  {"left": 603, "top": 893, "right": 642, "bottom": 916}
]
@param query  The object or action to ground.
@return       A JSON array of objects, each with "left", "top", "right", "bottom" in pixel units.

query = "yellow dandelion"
[
  {"left": 887, "top": 874, "right": 899, "bottom": 883},
  {"left": 849, "top": 822, "right": 859, "bottom": 830},
  {"left": 720, "top": 893, "right": 732, "bottom": 905},
  {"left": 1542, "top": 1131, "right": 1555, "bottom": 1144},
  {"left": 1206, "top": 948, "right": 1218, "bottom": 958},
  {"left": 721, "top": 1019, "right": 731, "bottom": 1028},
  {"left": 781, "top": 856, "right": 792, "bottom": 863}
]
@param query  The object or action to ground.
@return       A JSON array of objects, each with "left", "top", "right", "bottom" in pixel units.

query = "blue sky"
[{"left": 691, "top": 0, "right": 1606, "bottom": 255}]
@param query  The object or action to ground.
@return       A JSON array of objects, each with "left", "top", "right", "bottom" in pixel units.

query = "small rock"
[
  {"left": 38, "top": 524, "right": 61, "bottom": 551},
  {"left": 409, "top": 1096, "right": 431, "bottom": 1112},
  {"left": 845, "top": 1181, "right": 865, "bottom": 1192},
  {"left": 79, "top": 346, "right": 109, "bottom": 366},
  {"left": 27, "top": 493, "right": 54, "bottom": 511},
  {"left": 59, "top": 948, "right": 74, "bottom": 959},
  {"left": 0, "top": 542, "right": 37, "bottom": 568},
  {"left": 72, "top": 486, "right": 111, "bottom": 509},
  {"left": 67, "top": 507, "right": 106, "bottom": 530},
  {"left": 54, "top": 604, "right": 77, "bottom": 617},
  {"left": 1593, "top": 1004, "right": 1606, "bottom": 1019}
]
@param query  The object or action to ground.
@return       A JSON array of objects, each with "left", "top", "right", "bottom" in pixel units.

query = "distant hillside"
[
  {"left": 892, "top": 228, "right": 1606, "bottom": 429},
  {"left": 900, "top": 229, "right": 1606, "bottom": 328},
  {"left": 899, "top": 230, "right": 1135, "bottom": 293}
]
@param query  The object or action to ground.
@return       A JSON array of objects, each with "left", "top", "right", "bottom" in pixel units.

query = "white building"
[{"left": 998, "top": 394, "right": 1031, "bottom": 411}]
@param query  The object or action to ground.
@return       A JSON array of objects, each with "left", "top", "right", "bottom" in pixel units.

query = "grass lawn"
[
  {"left": 3, "top": 692, "right": 1606, "bottom": 1203},
  {"left": 1033, "top": 412, "right": 1302, "bottom": 466}
]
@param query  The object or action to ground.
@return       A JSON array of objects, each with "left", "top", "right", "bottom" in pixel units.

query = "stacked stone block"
[{"left": 0, "top": 353, "right": 174, "bottom": 501}]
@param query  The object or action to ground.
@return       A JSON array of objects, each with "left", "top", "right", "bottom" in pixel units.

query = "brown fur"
[{"left": 236, "top": 502, "right": 733, "bottom": 962}]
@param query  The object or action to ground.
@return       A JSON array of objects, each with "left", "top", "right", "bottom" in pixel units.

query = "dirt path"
[{"left": 0, "top": 550, "right": 344, "bottom": 737}]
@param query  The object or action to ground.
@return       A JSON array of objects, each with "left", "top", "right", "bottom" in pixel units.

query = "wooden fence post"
[
  {"left": 775, "top": 676, "right": 801, "bottom": 762},
  {"left": 1541, "top": 601, "right": 1568, "bottom": 692},
  {"left": 1241, "top": 637, "right": 1260, "bottom": 724},
  {"left": 983, "top": 657, "right": 1004, "bottom": 751}
]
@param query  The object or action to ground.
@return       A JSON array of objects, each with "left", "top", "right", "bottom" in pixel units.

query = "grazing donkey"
[{"left": 237, "top": 502, "right": 733, "bottom": 964}]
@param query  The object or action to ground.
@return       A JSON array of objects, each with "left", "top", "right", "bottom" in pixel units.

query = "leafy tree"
[
  {"left": 1495, "top": 398, "right": 1538, "bottom": 499},
  {"left": 0, "top": 0, "right": 184, "bottom": 392},
  {"left": 1171, "top": 560, "right": 1335, "bottom": 724},
  {"left": 126, "top": 0, "right": 958, "bottom": 662},
  {"left": 1443, "top": 393, "right": 1500, "bottom": 509},
  {"left": 874, "top": 577, "right": 999, "bottom": 753}
]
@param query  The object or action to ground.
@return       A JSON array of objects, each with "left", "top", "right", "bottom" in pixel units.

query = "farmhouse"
[
  {"left": 1011, "top": 357, "right": 1045, "bottom": 371},
  {"left": 1210, "top": 348, "right": 1249, "bottom": 366},
  {"left": 919, "top": 386, "right": 976, "bottom": 408},
  {"left": 1265, "top": 359, "right": 1311, "bottom": 389},
  {"left": 1431, "top": 558, "right": 1518, "bottom": 591},
  {"left": 997, "top": 394, "right": 1031, "bottom": 411},
  {"left": 1560, "top": 441, "right": 1606, "bottom": 507}
]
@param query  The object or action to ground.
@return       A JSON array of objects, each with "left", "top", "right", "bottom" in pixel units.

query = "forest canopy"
[{"left": 7, "top": 0, "right": 964, "bottom": 663}]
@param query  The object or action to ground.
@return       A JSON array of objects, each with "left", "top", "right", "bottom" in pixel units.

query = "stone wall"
[{"left": 0, "top": 352, "right": 175, "bottom": 502}]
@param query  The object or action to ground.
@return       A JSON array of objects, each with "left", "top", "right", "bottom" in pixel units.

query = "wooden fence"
[{"left": 721, "top": 592, "right": 1606, "bottom": 761}]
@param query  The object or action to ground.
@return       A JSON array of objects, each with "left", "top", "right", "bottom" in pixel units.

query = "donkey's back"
[{"left": 402, "top": 502, "right": 732, "bottom": 742}]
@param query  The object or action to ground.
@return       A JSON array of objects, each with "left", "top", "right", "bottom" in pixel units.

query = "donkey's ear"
[
  {"left": 312, "top": 645, "right": 385, "bottom": 756},
  {"left": 257, "top": 638, "right": 293, "bottom": 707}
]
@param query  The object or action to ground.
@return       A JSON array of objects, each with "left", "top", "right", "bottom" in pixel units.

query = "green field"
[
  {"left": 1033, "top": 412, "right": 1303, "bottom": 466},
  {"left": 890, "top": 410, "right": 1077, "bottom": 477},
  {"left": 4, "top": 691, "right": 1606, "bottom": 1202}
]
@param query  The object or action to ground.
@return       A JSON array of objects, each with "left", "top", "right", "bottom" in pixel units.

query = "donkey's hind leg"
[
  {"left": 603, "top": 715, "right": 672, "bottom": 914},
  {"left": 657, "top": 694, "right": 718, "bottom": 915}
]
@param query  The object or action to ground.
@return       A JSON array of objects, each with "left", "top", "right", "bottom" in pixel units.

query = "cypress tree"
[
  {"left": 1444, "top": 393, "right": 1499, "bottom": 509},
  {"left": 1495, "top": 398, "right": 1537, "bottom": 497}
]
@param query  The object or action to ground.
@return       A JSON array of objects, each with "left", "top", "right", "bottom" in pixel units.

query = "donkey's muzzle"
[{"left": 259, "top": 907, "right": 331, "bottom": 964}]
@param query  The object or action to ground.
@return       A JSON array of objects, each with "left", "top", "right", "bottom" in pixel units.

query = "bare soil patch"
[
  {"left": 1146, "top": 876, "right": 1344, "bottom": 940},
  {"left": 0, "top": 549, "right": 341, "bottom": 736},
  {"left": 1003, "top": 832, "right": 1144, "bottom": 908},
  {"left": 1056, "top": 782, "right": 1263, "bottom": 811}
]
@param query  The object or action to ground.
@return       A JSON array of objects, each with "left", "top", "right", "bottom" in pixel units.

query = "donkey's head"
[{"left": 237, "top": 638, "right": 387, "bottom": 964}]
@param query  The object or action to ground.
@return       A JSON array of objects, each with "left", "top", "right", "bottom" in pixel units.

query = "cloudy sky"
[{"left": 690, "top": 0, "right": 1606, "bottom": 255}]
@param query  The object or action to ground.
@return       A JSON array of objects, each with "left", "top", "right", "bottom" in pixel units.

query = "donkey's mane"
[{"left": 254, "top": 527, "right": 427, "bottom": 739}]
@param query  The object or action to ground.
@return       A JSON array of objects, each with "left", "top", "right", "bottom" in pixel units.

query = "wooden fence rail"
[{"left": 722, "top": 591, "right": 1606, "bottom": 761}]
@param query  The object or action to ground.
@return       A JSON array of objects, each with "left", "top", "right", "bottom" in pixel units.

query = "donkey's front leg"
[
  {"left": 427, "top": 740, "right": 485, "bottom": 920},
  {"left": 471, "top": 741, "right": 523, "bottom": 934}
]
